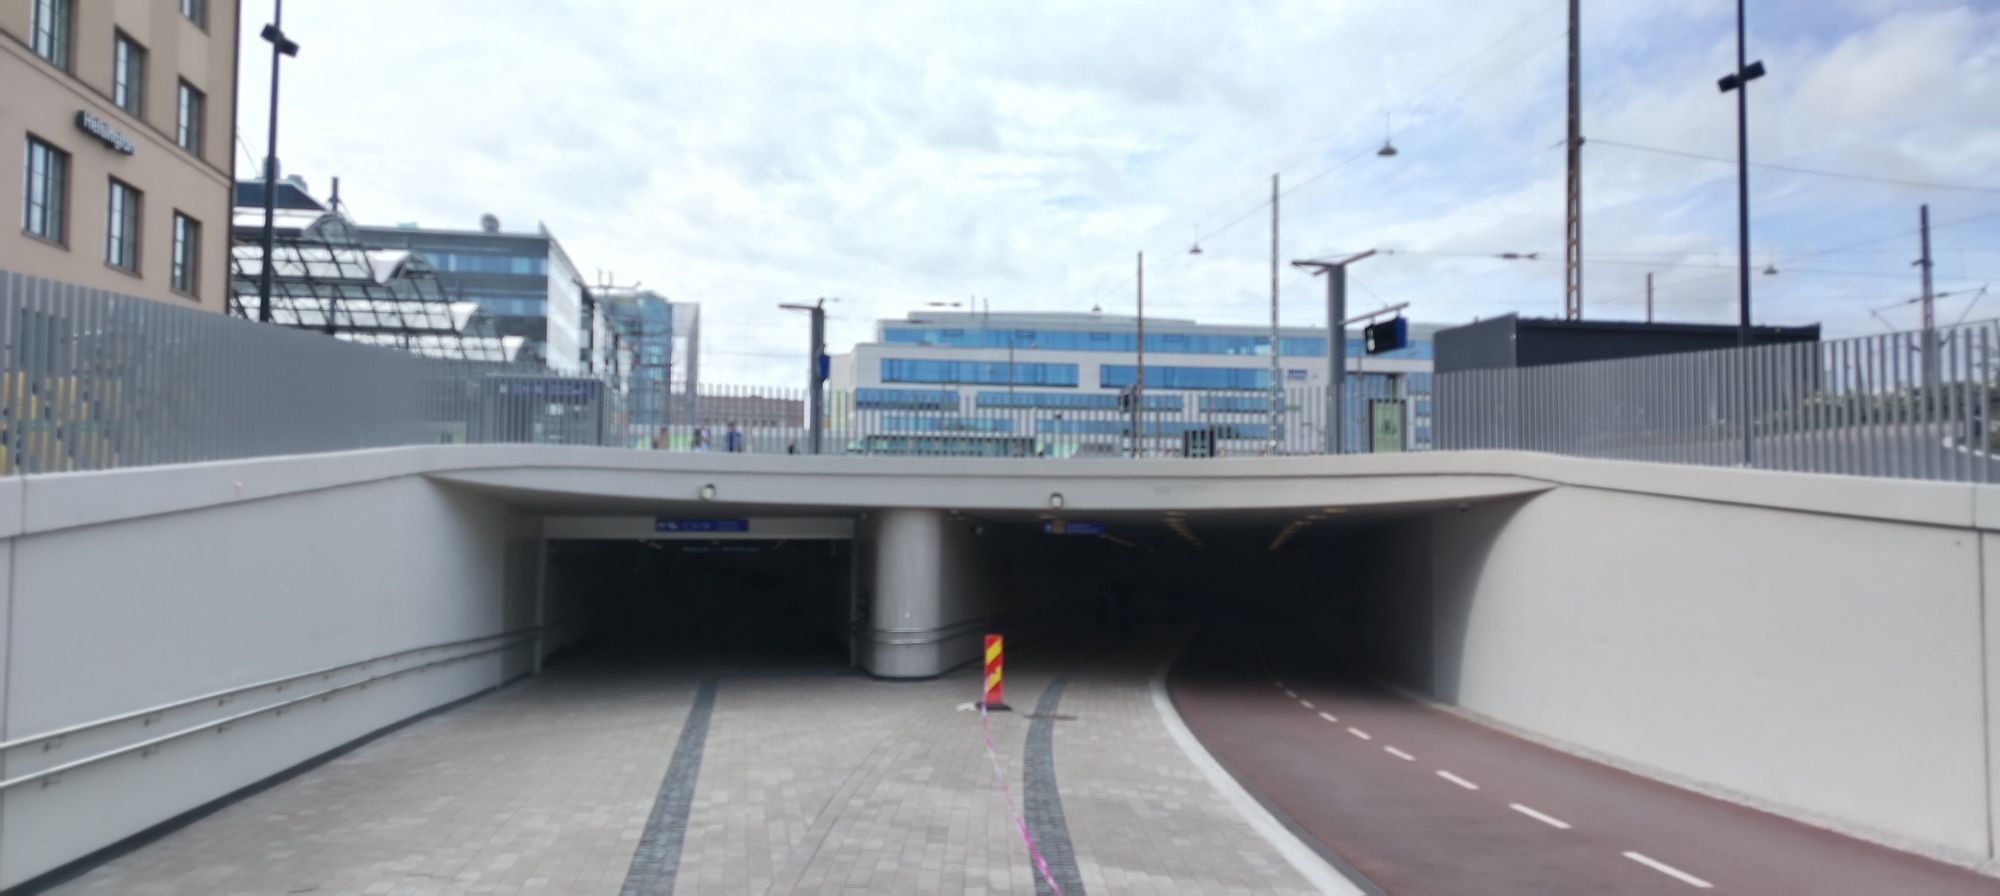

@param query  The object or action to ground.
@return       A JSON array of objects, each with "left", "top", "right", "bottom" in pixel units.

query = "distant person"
[
  {"left": 655, "top": 427, "right": 672, "bottom": 451},
  {"left": 725, "top": 421, "right": 745, "bottom": 453},
  {"left": 787, "top": 441, "right": 799, "bottom": 455},
  {"left": 692, "top": 427, "right": 711, "bottom": 451}
]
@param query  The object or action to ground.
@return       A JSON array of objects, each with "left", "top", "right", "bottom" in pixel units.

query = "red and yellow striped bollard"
[{"left": 981, "top": 633, "right": 1011, "bottom": 711}]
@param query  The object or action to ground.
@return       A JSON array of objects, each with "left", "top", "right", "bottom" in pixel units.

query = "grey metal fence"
[
  {"left": 639, "top": 379, "right": 1415, "bottom": 459},
  {"left": 0, "top": 270, "right": 623, "bottom": 475},
  {"left": 1435, "top": 322, "right": 1999, "bottom": 482},
  {"left": 9, "top": 268, "right": 1994, "bottom": 482}
]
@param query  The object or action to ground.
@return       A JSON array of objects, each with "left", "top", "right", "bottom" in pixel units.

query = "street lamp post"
[
  {"left": 779, "top": 299, "right": 829, "bottom": 454},
  {"left": 255, "top": 0, "right": 300, "bottom": 324},
  {"left": 1292, "top": 251, "right": 1377, "bottom": 454}
]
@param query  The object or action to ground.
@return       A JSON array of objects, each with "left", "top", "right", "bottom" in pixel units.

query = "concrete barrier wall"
[
  {"left": 7, "top": 442, "right": 1992, "bottom": 875},
  {"left": 0, "top": 462, "right": 539, "bottom": 889},
  {"left": 1351, "top": 470, "right": 1999, "bottom": 863}
]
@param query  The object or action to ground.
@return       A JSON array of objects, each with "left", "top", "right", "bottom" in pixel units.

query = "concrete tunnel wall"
[
  {"left": 4, "top": 443, "right": 1998, "bottom": 882},
  {"left": 0, "top": 457, "right": 548, "bottom": 890},
  {"left": 1328, "top": 471, "right": 2000, "bottom": 866}
]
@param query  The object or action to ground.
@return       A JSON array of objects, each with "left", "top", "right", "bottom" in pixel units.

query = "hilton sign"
[{"left": 74, "top": 110, "right": 137, "bottom": 155}]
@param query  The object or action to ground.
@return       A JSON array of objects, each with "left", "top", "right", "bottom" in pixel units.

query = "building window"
[
  {"left": 975, "top": 390, "right": 1182, "bottom": 411},
  {"left": 1197, "top": 394, "right": 1274, "bottom": 413},
  {"left": 879, "top": 359, "right": 1078, "bottom": 387},
  {"left": 30, "top": 0, "right": 71, "bottom": 69},
  {"left": 171, "top": 212, "right": 200, "bottom": 296},
  {"left": 21, "top": 136, "right": 69, "bottom": 245},
  {"left": 1100, "top": 365, "right": 1271, "bottom": 391},
  {"left": 176, "top": 81, "right": 205, "bottom": 155},
  {"left": 113, "top": 32, "right": 147, "bottom": 116},
  {"left": 855, "top": 388, "right": 960, "bottom": 410},
  {"left": 180, "top": 0, "right": 206, "bottom": 28},
  {"left": 105, "top": 178, "right": 141, "bottom": 272}
]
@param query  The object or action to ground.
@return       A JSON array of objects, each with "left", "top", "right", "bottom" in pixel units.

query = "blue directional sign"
[
  {"left": 1043, "top": 521, "right": 1105, "bottom": 535},
  {"left": 655, "top": 518, "right": 750, "bottom": 533}
]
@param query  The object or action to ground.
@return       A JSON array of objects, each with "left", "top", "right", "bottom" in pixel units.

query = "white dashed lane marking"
[
  {"left": 1436, "top": 770, "right": 1479, "bottom": 790},
  {"left": 1383, "top": 746, "right": 1415, "bottom": 761},
  {"left": 1508, "top": 803, "right": 1571, "bottom": 830},
  {"left": 1346, "top": 727, "right": 1372, "bottom": 741},
  {"left": 1623, "top": 852, "right": 1713, "bottom": 888},
  {"left": 1283, "top": 689, "right": 1298, "bottom": 699},
  {"left": 1317, "top": 711, "right": 1339, "bottom": 724},
  {"left": 1299, "top": 699, "right": 1315, "bottom": 709}
]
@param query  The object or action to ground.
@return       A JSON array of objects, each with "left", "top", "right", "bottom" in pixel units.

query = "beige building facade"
[{"left": 1, "top": 0, "right": 239, "bottom": 311}]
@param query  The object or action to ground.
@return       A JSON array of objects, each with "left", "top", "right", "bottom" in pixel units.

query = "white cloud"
[{"left": 237, "top": 1, "right": 2000, "bottom": 384}]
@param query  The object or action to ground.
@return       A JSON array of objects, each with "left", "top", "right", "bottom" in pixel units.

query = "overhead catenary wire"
[
  {"left": 1588, "top": 137, "right": 2000, "bottom": 194},
  {"left": 1582, "top": 207, "right": 2000, "bottom": 306},
  {"left": 1079, "top": 3, "right": 1576, "bottom": 314},
  {"left": 1377, "top": 247, "right": 1987, "bottom": 280}
]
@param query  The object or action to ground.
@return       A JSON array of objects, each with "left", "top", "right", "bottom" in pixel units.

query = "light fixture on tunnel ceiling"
[
  {"left": 1049, "top": 492, "right": 1065, "bottom": 509},
  {"left": 1321, "top": 507, "right": 1346, "bottom": 514},
  {"left": 699, "top": 483, "right": 717, "bottom": 501}
]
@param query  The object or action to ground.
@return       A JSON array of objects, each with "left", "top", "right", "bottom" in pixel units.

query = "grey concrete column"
[{"left": 867, "top": 508, "right": 947, "bottom": 678}]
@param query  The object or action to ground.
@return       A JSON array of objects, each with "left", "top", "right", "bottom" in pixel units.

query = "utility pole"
[
  {"left": 1718, "top": 0, "right": 1766, "bottom": 466},
  {"left": 255, "top": 0, "right": 300, "bottom": 324},
  {"left": 1919, "top": 204, "right": 1937, "bottom": 392},
  {"left": 1563, "top": 0, "right": 1583, "bottom": 320},
  {"left": 1719, "top": 0, "right": 1764, "bottom": 348},
  {"left": 1645, "top": 272, "right": 1654, "bottom": 323},
  {"left": 1134, "top": 251, "right": 1145, "bottom": 458},
  {"left": 1269, "top": 174, "right": 1282, "bottom": 454}
]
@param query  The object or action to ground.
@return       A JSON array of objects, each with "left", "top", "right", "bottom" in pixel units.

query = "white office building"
[{"left": 827, "top": 310, "right": 1440, "bottom": 456}]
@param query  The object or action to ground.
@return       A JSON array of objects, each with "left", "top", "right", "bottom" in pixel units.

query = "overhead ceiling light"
[
  {"left": 699, "top": 483, "right": 717, "bottom": 501},
  {"left": 1049, "top": 493, "right": 1065, "bottom": 509}
]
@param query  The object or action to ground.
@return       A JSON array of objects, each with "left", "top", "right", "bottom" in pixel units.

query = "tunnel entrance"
[{"left": 546, "top": 537, "right": 855, "bottom": 665}]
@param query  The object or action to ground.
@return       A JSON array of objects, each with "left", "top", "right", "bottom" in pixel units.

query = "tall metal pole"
[
  {"left": 1732, "top": 0, "right": 1752, "bottom": 349},
  {"left": 1269, "top": 174, "right": 1282, "bottom": 454},
  {"left": 256, "top": 0, "right": 298, "bottom": 323},
  {"left": 1293, "top": 251, "right": 1375, "bottom": 454},
  {"left": 1136, "top": 255, "right": 1146, "bottom": 453},
  {"left": 1645, "top": 272, "right": 1654, "bottom": 323},
  {"left": 1329, "top": 267, "right": 1348, "bottom": 453},
  {"left": 1718, "top": 0, "right": 1764, "bottom": 465},
  {"left": 1563, "top": 0, "right": 1583, "bottom": 320},
  {"left": 809, "top": 299, "right": 826, "bottom": 454},
  {"left": 1919, "top": 204, "right": 1937, "bottom": 392}
]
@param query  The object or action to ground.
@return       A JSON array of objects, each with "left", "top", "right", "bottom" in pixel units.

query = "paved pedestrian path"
[{"left": 49, "top": 637, "right": 1323, "bottom": 895}]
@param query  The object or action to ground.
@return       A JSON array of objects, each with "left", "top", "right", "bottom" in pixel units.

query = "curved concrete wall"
[
  {"left": 1338, "top": 461, "right": 2000, "bottom": 867},
  {"left": 0, "top": 461, "right": 543, "bottom": 889},
  {"left": 4, "top": 443, "right": 1994, "bottom": 881}
]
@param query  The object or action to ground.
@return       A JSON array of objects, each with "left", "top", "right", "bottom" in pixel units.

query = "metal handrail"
[
  {"left": 0, "top": 632, "right": 541, "bottom": 793},
  {"left": 0, "top": 625, "right": 546, "bottom": 755}
]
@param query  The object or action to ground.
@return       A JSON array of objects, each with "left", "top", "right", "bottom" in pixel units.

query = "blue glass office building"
[
  {"left": 829, "top": 311, "right": 1438, "bottom": 455},
  {"left": 354, "top": 217, "right": 591, "bottom": 372}
]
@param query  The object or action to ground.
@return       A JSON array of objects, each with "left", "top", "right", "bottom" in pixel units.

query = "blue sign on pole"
[
  {"left": 1043, "top": 521, "right": 1106, "bottom": 536},
  {"left": 655, "top": 519, "right": 751, "bottom": 533}
]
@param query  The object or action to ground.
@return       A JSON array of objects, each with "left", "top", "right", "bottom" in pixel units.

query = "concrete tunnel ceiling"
[
  {"left": 517, "top": 485, "right": 1483, "bottom": 555},
  {"left": 427, "top": 457, "right": 1552, "bottom": 521}
]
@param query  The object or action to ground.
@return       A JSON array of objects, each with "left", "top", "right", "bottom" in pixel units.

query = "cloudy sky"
[{"left": 238, "top": 0, "right": 2000, "bottom": 385}]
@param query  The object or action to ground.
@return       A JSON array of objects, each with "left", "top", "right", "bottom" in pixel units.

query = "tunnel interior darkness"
[
  {"left": 547, "top": 539, "right": 853, "bottom": 663},
  {"left": 534, "top": 498, "right": 1506, "bottom": 689}
]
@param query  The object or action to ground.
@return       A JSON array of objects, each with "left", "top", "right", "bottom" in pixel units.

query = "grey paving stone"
[{"left": 49, "top": 637, "right": 1319, "bottom": 895}]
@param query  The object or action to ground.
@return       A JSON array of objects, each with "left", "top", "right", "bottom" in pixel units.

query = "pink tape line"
[{"left": 979, "top": 701, "right": 1065, "bottom": 896}]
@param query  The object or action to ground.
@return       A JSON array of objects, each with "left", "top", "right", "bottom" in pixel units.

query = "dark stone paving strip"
[
  {"left": 620, "top": 677, "right": 717, "bottom": 896},
  {"left": 1025, "top": 676, "right": 1086, "bottom": 896}
]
